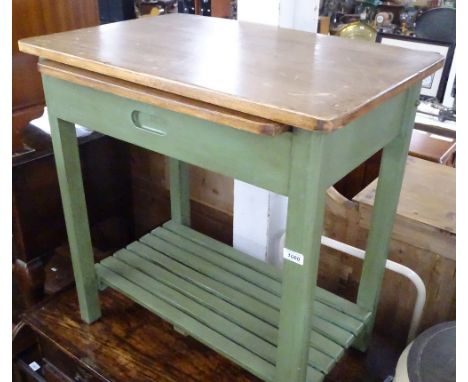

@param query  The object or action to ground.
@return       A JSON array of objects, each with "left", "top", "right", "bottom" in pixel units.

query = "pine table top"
[{"left": 19, "top": 14, "right": 444, "bottom": 131}]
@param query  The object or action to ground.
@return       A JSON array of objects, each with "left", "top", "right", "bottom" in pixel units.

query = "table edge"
[
  {"left": 19, "top": 40, "right": 444, "bottom": 132},
  {"left": 38, "top": 59, "right": 290, "bottom": 137}
]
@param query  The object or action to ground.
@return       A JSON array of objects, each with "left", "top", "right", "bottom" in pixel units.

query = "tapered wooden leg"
[
  {"left": 49, "top": 117, "right": 101, "bottom": 323},
  {"left": 169, "top": 158, "right": 191, "bottom": 226},
  {"left": 355, "top": 85, "right": 420, "bottom": 350},
  {"left": 275, "top": 130, "right": 327, "bottom": 382}
]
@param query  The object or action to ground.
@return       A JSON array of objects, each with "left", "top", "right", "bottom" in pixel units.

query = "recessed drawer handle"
[{"left": 131, "top": 110, "right": 167, "bottom": 137}]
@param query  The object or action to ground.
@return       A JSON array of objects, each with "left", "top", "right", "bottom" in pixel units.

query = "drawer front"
[
  {"left": 43, "top": 361, "right": 75, "bottom": 382},
  {"left": 43, "top": 75, "right": 293, "bottom": 196},
  {"left": 39, "top": 336, "right": 103, "bottom": 382}
]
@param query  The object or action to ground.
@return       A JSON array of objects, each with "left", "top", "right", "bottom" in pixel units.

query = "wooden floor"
[{"left": 20, "top": 287, "right": 404, "bottom": 382}]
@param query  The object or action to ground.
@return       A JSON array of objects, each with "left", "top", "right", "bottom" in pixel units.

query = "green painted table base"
[
  {"left": 44, "top": 72, "right": 421, "bottom": 382},
  {"left": 96, "top": 220, "right": 372, "bottom": 382}
]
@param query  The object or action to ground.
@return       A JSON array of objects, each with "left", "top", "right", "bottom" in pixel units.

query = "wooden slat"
[
  {"left": 95, "top": 224, "right": 374, "bottom": 381},
  {"left": 154, "top": 228, "right": 364, "bottom": 335},
  {"left": 141, "top": 234, "right": 279, "bottom": 307},
  {"left": 163, "top": 220, "right": 371, "bottom": 323},
  {"left": 113, "top": 249, "right": 336, "bottom": 374},
  {"left": 115, "top": 249, "right": 277, "bottom": 339},
  {"left": 139, "top": 233, "right": 356, "bottom": 347},
  {"left": 155, "top": 228, "right": 279, "bottom": 294},
  {"left": 128, "top": 241, "right": 278, "bottom": 323},
  {"left": 100, "top": 257, "right": 277, "bottom": 363},
  {"left": 38, "top": 60, "right": 289, "bottom": 137},
  {"left": 97, "top": 261, "right": 325, "bottom": 382},
  {"left": 163, "top": 219, "right": 281, "bottom": 279},
  {"left": 95, "top": 264, "right": 275, "bottom": 381},
  {"left": 126, "top": 240, "right": 344, "bottom": 358},
  {"left": 309, "top": 332, "right": 345, "bottom": 360},
  {"left": 315, "top": 288, "right": 371, "bottom": 323}
]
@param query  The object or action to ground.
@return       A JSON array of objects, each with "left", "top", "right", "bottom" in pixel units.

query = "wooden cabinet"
[
  {"left": 12, "top": 0, "right": 100, "bottom": 153},
  {"left": 13, "top": 127, "right": 133, "bottom": 308}
]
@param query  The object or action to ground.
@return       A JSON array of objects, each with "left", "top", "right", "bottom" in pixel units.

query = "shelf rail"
[
  {"left": 320, "top": 236, "right": 426, "bottom": 343},
  {"left": 278, "top": 233, "right": 426, "bottom": 343}
]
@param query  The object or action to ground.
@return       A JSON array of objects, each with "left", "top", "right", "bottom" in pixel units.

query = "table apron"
[
  {"left": 320, "top": 90, "right": 411, "bottom": 188},
  {"left": 43, "top": 75, "right": 415, "bottom": 195},
  {"left": 42, "top": 75, "right": 293, "bottom": 195}
]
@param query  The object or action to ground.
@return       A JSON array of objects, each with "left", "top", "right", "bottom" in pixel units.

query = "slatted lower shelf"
[{"left": 96, "top": 220, "right": 371, "bottom": 382}]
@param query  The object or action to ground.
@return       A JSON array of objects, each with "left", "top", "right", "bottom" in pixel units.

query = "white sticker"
[
  {"left": 283, "top": 248, "right": 304, "bottom": 265},
  {"left": 29, "top": 361, "right": 41, "bottom": 372}
]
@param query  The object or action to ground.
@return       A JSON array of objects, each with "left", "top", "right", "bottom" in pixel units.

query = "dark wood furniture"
[
  {"left": 13, "top": 125, "right": 133, "bottom": 308},
  {"left": 12, "top": 0, "right": 99, "bottom": 153},
  {"left": 14, "top": 288, "right": 404, "bottom": 382}
]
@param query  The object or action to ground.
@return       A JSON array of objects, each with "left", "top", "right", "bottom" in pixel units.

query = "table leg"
[
  {"left": 49, "top": 117, "right": 101, "bottom": 323},
  {"left": 275, "top": 130, "right": 327, "bottom": 382},
  {"left": 355, "top": 85, "right": 420, "bottom": 350},
  {"left": 169, "top": 158, "right": 191, "bottom": 226}
]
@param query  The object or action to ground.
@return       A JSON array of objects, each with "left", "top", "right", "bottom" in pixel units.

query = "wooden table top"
[
  {"left": 19, "top": 14, "right": 443, "bottom": 131},
  {"left": 354, "top": 156, "right": 455, "bottom": 234}
]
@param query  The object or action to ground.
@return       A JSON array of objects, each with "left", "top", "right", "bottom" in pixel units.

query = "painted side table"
[{"left": 19, "top": 14, "right": 443, "bottom": 382}]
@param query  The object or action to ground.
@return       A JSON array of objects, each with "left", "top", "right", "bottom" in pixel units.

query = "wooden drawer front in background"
[{"left": 39, "top": 336, "right": 102, "bottom": 382}]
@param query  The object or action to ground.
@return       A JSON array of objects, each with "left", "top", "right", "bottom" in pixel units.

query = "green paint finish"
[
  {"left": 96, "top": 224, "right": 371, "bottom": 380},
  {"left": 140, "top": 231, "right": 357, "bottom": 347},
  {"left": 169, "top": 158, "right": 191, "bottom": 225},
  {"left": 96, "top": 263, "right": 276, "bottom": 381},
  {"left": 154, "top": 228, "right": 280, "bottom": 294},
  {"left": 164, "top": 220, "right": 282, "bottom": 280},
  {"left": 48, "top": 117, "right": 101, "bottom": 323},
  {"left": 42, "top": 75, "right": 292, "bottom": 195},
  {"left": 102, "top": 256, "right": 277, "bottom": 364},
  {"left": 114, "top": 248, "right": 279, "bottom": 343},
  {"left": 356, "top": 85, "right": 421, "bottom": 348},
  {"left": 163, "top": 221, "right": 371, "bottom": 324},
  {"left": 141, "top": 233, "right": 280, "bottom": 306},
  {"left": 111, "top": 249, "right": 335, "bottom": 374},
  {"left": 43, "top": 66, "right": 422, "bottom": 382},
  {"left": 153, "top": 228, "right": 363, "bottom": 335},
  {"left": 128, "top": 240, "right": 279, "bottom": 323},
  {"left": 276, "top": 129, "right": 329, "bottom": 382},
  {"left": 322, "top": 91, "right": 408, "bottom": 188}
]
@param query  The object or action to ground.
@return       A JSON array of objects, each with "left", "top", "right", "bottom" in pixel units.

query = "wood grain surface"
[
  {"left": 23, "top": 288, "right": 261, "bottom": 382},
  {"left": 12, "top": 0, "right": 99, "bottom": 151},
  {"left": 22, "top": 287, "right": 404, "bottom": 382},
  {"left": 354, "top": 156, "right": 455, "bottom": 235},
  {"left": 19, "top": 14, "right": 444, "bottom": 131},
  {"left": 38, "top": 60, "right": 289, "bottom": 136},
  {"left": 409, "top": 130, "right": 456, "bottom": 165}
]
